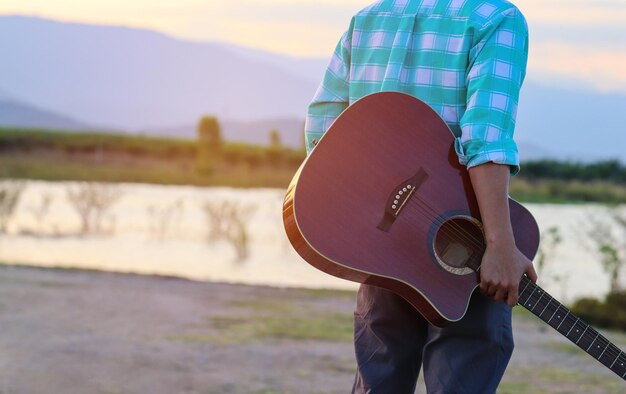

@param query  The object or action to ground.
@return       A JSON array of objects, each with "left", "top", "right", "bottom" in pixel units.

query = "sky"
[{"left": 1, "top": 0, "right": 625, "bottom": 93}]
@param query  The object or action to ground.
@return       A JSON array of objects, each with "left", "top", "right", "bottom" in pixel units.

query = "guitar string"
[
  {"left": 400, "top": 195, "right": 485, "bottom": 253},
  {"left": 383, "top": 184, "right": 484, "bottom": 249},
  {"left": 395, "top": 198, "right": 626, "bottom": 366}
]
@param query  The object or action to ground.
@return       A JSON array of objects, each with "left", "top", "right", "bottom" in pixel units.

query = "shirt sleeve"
[
  {"left": 455, "top": 7, "right": 529, "bottom": 175},
  {"left": 304, "top": 23, "right": 353, "bottom": 155}
]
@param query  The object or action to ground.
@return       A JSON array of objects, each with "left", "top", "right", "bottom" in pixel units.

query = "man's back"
[{"left": 306, "top": 0, "right": 528, "bottom": 174}]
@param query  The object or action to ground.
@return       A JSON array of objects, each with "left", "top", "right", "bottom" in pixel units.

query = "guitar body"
[{"left": 283, "top": 92, "right": 540, "bottom": 326}]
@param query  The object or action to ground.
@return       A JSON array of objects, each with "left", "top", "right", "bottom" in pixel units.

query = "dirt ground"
[{"left": 0, "top": 265, "right": 624, "bottom": 394}]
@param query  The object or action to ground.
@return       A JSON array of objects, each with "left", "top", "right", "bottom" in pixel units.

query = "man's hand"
[
  {"left": 479, "top": 238, "right": 538, "bottom": 307},
  {"left": 468, "top": 162, "right": 538, "bottom": 307}
]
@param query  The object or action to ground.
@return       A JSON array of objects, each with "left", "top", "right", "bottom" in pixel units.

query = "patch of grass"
[
  {"left": 0, "top": 274, "right": 78, "bottom": 289},
  {"left": 320, "top": 358, "right": 354, "bottom": 374},
  {"left": 0, "top": 127, "right": 305, "bottom": 188},
  {"left": 510, "top": 178, "right": 626, "bottom": 204},
  {"left": 287, "top": 288, "right": 356, "bottom": 300},
  {"left": 543, "top": 342, "right": 585, "bottom": 356},
  {"left": 512, "top": 305, "right": 536, "bottom": 320},
  {"left": 539, "top": 367, "right": 623, "bottom": 392},
  {"left": 229, "top": 299, "right": 297, "bottom": 314},
  {"left": 249, "top": 388, "right": 287, "bottom": 394},
  {"left": 205, "top": 312, "right": 353, "bottom": 343},
  {"left": 170, "top": 294, "right": 354, "bottom": 345},
  {"left": 504, "top": 367, "right": 624, "bottom": 393},
  {"left": 166, "top": 334, "right": 219, "bottom": 344},
  {"left": 35, "top": 280, "right": 79, "bottom": 288},
  {"left": 497, "top": 381, "right": 533, "bottom": 394},
  {"left": 0, "top": 152, "right": 297, "bottom": 188}
]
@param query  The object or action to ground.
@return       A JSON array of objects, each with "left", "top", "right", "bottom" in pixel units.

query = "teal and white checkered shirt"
[{"left": 305, "top": 0, "right": 528, "bottom": 174}]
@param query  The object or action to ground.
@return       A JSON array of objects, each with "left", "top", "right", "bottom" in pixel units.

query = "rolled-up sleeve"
[
  {"left": 456, "top": 7, "right": 529, "bottom": 175},
  {"left": 304, "top": 21, "right": 353, "bottom": 155}
]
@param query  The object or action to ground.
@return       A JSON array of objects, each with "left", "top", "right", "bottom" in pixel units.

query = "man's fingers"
[
  {"left": 506, "top": 290, "right": 518, "bottom": 307},
  {"left": 526, "top": 264, "right": 538, "bottom": 283},
  {"left": 480, "top": 279, "right": 492, "bottom": 294},
  {"left": 480, "top": 281, "right": 496, "bottom": 297},
  {"left": 493, "top": 288, "right": 507, "bottom": 302}
]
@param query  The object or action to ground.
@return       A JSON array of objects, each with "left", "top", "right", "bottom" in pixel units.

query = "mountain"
[
  {"left": 215, "top": 43, "right": 328, "bottom": 85},
  {"left": 0, "top": 98, "right": 95, "bottom": 131},
  {"left": 517, "top": 82, "right": 626, "bottom": 162},
  {"left": 0, "top": 15, "right": 317, "bottom": 130}
]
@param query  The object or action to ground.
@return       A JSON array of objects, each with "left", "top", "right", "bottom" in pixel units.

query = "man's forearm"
[
  {"left": 468, "top": 162, "right": 537, "bottom": 306},
  {"left": 468, "top": 163, "right": 514, "bottom": 246}
]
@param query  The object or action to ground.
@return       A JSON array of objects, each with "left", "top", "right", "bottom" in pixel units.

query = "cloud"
[
  {"left": 518, "top": 0, "right": 626, "bottom": 27},
  {"left": 528, "top": 41, "right": 626, "bottom": 93}
]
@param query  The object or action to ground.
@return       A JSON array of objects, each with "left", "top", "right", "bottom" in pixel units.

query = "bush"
[{"left": 571, "top": 291, "right": 626, "bottom": 331}]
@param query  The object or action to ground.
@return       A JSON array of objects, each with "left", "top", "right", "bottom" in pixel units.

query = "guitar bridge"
[{"left": 377, "top": 168, "right": 428, "bottom": 232}]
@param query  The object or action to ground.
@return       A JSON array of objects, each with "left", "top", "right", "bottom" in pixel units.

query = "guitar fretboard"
[{"left": 518, "top": 276, "right": 626, "bottom": 380}]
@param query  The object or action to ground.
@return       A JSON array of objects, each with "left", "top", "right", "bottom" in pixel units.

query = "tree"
[
  {"left": 536, "top": 226, "right": 562, "bottom": 276},
  {"left": 269, "top": 129, "right": 281, "bottom": 148},
  {"left": 66, "top": 182, "right": 121, "bottom": 235},
  {"left": 196, "top": 116, "right": 222, "bottom": 175},
  {"left": 267, "top": 128, "right": 283, "bottom": 166},
  {"left": 0, "top": 181, "right": 25, "bottom": 233},
  {"left": 586, "top": 207, "right": 626, "bottom": 293}
]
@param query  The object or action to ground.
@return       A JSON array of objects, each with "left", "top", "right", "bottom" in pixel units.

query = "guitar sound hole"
[{"left": 433, "top": 216, "right": 485, "bottom": 275}]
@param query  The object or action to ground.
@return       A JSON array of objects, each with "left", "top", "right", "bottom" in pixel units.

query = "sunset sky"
[{"left": 1, "top": 0, "right": 625, "bottom": 92}]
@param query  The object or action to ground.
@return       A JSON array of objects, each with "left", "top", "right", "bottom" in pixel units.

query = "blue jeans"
[{"left": 351, "top": 284, "right": 513, "bottom": 394}]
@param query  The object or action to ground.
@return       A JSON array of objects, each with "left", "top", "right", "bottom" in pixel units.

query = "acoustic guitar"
[{"left": 283, "top": 91, "right": 626, "bottom": 380}]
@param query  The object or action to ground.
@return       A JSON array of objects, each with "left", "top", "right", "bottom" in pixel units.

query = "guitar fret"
[
  {"left": 611, "top": 350, "right": 626, "bottom": 377},
  {"left": 547, "top": 304, "right": 559, "bottom": 323},
  {"left": 518, "top": 279, "right": 531, "bottom": 299},
  {"left": 566, "top": 317, "right": 580, "bottom": 337},
  {"left": 538, "top": 296, "right": 551, "bottom": 317},
  {"left": 599, "top": 340, "right": 620, "bottom": 368},
  {"left": 556, "top": 310, "right": 569, "bottom": 330},
  {"left": 578, "top": 326, "right": 599, "bottom": 353},
  {"left": 587, "top": 333, "right": 599, "bottom": 351},
  {"left": 532, "top": 289, "right": 545, "bottom": 311},
  {"left": 598, "top": 342, "right": 610, "bottom": 361},
  {"left": 610, "top": 351, "right": 623, "bottom": 368},
  {"left": 575, "top": 326, "right": 589, "bottom": 345},
  {"left": 525, "top": 287, "right": 537, "bottom": 309}
]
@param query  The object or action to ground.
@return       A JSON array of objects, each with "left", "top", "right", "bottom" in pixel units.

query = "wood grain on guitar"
[{"left": 283, "top": 91, "right": 626, "bottom": 381}]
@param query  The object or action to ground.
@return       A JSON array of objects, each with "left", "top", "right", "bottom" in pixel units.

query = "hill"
[
  {"left": 0, "top": 98, "right": 95, "bottom": 131},
  {"left": 0, "top": 15, "right": 317, "bottom": 130}
]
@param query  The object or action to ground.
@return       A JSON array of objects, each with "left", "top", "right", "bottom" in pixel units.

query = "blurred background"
[{"left": 0, "top": 0, "right": 625, "bottom": 393}]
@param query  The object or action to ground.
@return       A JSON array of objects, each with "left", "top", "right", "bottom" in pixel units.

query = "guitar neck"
[{"left": 518, "top": 276, "right": 626, "bottom": 380}]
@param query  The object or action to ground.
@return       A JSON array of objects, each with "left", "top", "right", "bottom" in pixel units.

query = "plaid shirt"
[{"left": 305, "top": 0, "right": 528, "bottom": 174}]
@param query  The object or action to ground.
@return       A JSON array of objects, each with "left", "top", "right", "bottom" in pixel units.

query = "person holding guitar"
[{"left": 304, "top": 0, "right": 537, "bottom": 392}]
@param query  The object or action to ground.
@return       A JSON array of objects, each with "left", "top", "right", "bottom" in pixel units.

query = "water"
[{"left": 1, "top": 180, "right": 621, "bottom": 302}]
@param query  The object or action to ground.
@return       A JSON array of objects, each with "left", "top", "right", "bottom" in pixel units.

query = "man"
[{"left": 304, "top": 0, "right": 538, "bottom": 393}]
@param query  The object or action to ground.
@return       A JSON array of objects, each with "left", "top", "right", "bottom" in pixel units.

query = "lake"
[{"left": 1, "top": 180, "right": 621, "bottom": 303}]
